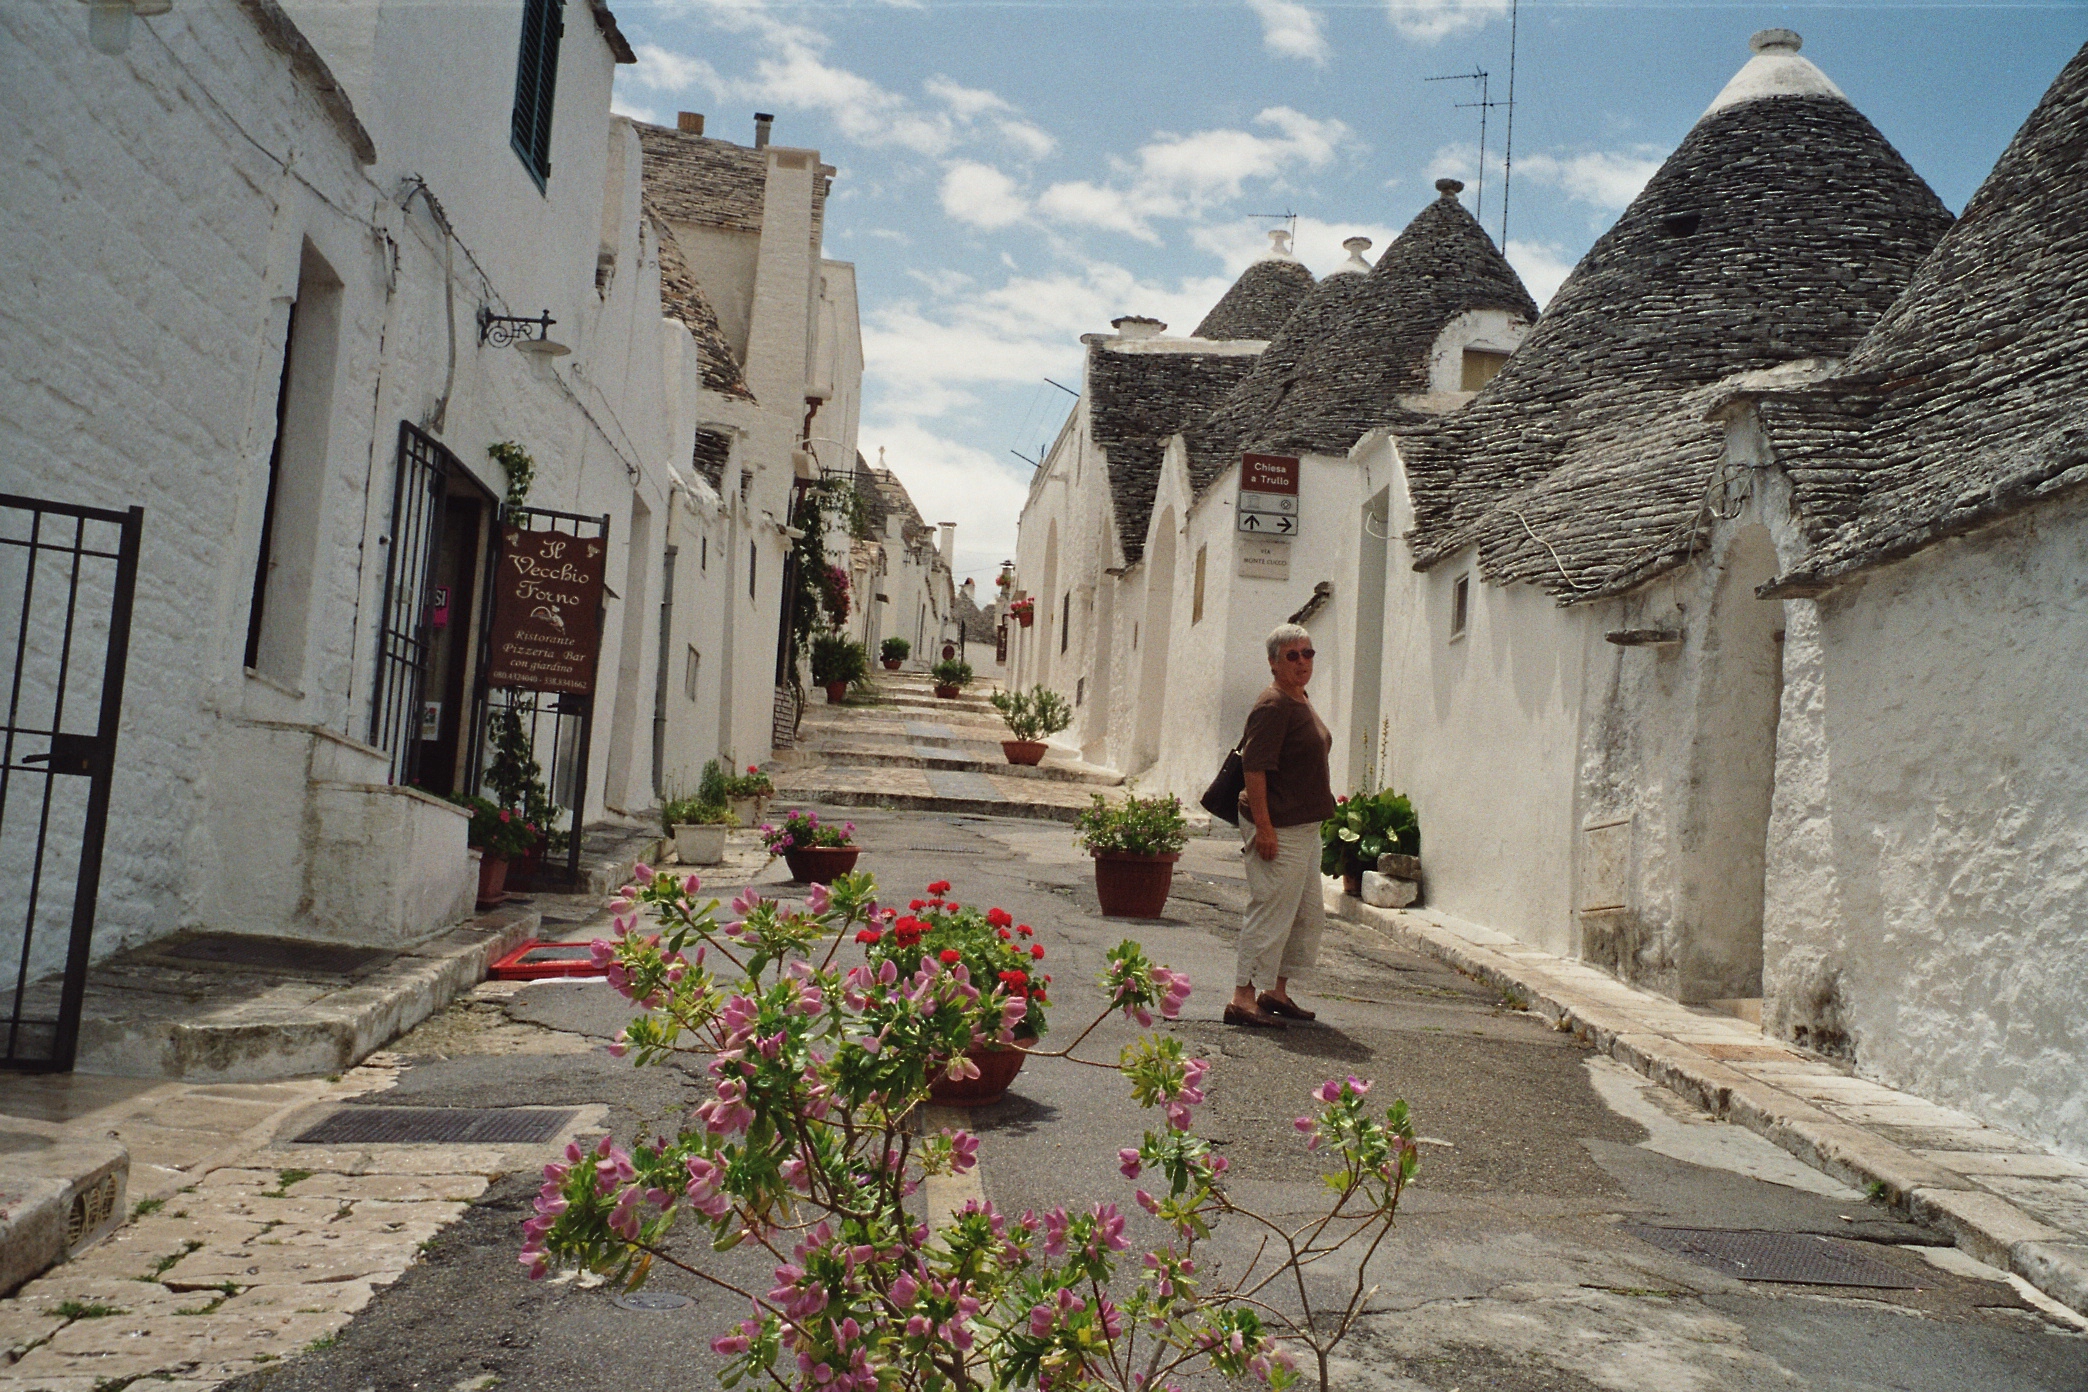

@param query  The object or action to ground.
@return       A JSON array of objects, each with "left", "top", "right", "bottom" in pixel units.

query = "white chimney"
[
  {"left": 754, "top": 113, "right": 774, "bottom": 148},
  {"left": 1340, "top": 237, "right": 1373, "bottom": 274},
  {"left": 938, "top": 522, "right": 957, "bottom": 568},
  {"left": 1111, "top": 315, "right": 1166, "bottom": 340}
]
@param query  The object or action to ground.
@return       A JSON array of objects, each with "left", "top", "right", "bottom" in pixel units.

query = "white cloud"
[
  {"left": 1190, "top": 216, "right": 1404, "bottom": 279},
  {"left": 996, "top": 120, "right": 1058, "bottom": 160},
  {"left": 940, "top": 161, "right": 1029, "bottom": 230},
  {"left": 1134, "top": 108, "right": 1346, "bottom": 209},
  {"left": 611, "top": 94, "right": 659, "bottom": 125},
  {"left": 1037, "top": 180, "right": 1162, "bottom": 242},
  {"left": 861, "top": 419, "right": 1035, "bottom": 583},
  {"left": 1506, "top": 239, "right": 1577, "bottom": 307},
  {"left": 1384, "top": 0, "right": 1507, "bottom": 42},
  {"left": 1516, "top": 149, "right": 1663, "bottom": 210},
  {"left": 1247, "top": 0, "right": 1330, "bottom": 64},
  {"left": 924, "top": 75, "right": 1012, "bottom": 121}
]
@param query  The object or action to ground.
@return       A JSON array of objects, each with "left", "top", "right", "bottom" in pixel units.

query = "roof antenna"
[
  {"left": 1247, "top": 210, "right": 1300, "bottom": 252},
  {"left": 1423, "top": 67, "right": 1498, "bottom": 223},
  {"left": 1501, "top": 0, "right": 1519, "bottom": 247}
]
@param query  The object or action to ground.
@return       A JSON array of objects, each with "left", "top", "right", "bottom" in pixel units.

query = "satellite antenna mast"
[
  {"left": 1423, "top": 67, "right": 1498, "bottom": 222},
  {"left": 1501, "top": 0, "right": 1519, "bottom": 246},
  {"left": 1246, "top": 209, "right": 1300, "bottom": 251}
]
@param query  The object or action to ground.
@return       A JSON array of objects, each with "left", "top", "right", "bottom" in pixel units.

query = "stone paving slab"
[{"left": 1325, "top": 887, "right": 2088, "bottom": 1319}]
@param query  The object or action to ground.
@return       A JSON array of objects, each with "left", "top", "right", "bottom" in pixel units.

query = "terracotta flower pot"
[
  {"left": 1017, "top": 612, "right": 1034, "bottom": 628},
  {"left": 475, "top": 853, "right": 509, "bottom": 910},
  {"left": 1002, "top": 740, "right": 1047, "bottom": 766},
  {"left": 781, "top": 845, "right": 860, "bottom": 884},
  {"left": 1092, "top": 851, "right": 1179, "bottom": 918},
  {"left": 824, "top": 681, "right": 849, "bottom": 704},
  {"left": 1342, "top": 869, "right": 1363, "bottom": 898},
  {"left": 934, "top": 684, "right": 961, "bottom": 699},
  {"left": 928, "top": 1044, "right": 1028, "bottom": 1107},
  {"left": 882, "top": 658, "right": 902, "bottom": 671}
]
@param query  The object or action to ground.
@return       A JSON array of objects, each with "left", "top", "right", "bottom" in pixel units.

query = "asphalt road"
[{"left": 222, "top": 810, "right": 2088, "bottom": 1392}]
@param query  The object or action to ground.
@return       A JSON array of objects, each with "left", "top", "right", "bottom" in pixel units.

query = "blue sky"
[{"left": 609, "top": 1, "right": 2086, "bottom": 583}]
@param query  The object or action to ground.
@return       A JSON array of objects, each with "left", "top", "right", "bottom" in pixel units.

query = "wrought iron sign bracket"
[{"left": 478, "top": 307, "right": 559, "bottom": 349}]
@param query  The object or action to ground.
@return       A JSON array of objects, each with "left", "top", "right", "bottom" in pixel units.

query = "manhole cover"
[
  {"left": 162, "top": 935, "right": 393, "bottom": 977},
  {"left": 1623, "top": 1227, "right": 1920, "bottom": 1288},
  {"left": 293, "top": 1107, "right": 577, "bottom": 1145},
  {"left": 614, "top": 1291, "right": 694, "bottom": 1311}
]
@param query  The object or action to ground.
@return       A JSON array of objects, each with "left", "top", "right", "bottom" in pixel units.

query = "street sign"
[
  {"left": 1238, "top": 537, "right": 1290, "bottom": 581},
  {"left": 1237, "top": 453, "right": 1301, "bottom": 536}
]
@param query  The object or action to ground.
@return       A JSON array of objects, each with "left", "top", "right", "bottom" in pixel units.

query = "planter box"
[
  {"left": 673, "top": 823, "right": 728, "bottom": 865},
  {"left": 1092, "top": 851, "right": 1178, "bottom": 918},
  {"left": 1002, "top": 740, "right": 1047, "bottom": 766},
  {"left": 782, "top": 845, "right": 860, "bottom": 884},
  {"left": 730, "top": 795, "right": 768, "bottom": 827}
]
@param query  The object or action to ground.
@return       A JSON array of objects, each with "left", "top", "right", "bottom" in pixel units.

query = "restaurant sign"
[{"left": 483, "top": 527, "right": 608, "bottom": 694}]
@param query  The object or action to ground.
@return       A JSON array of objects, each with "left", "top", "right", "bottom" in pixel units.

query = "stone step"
[
  {"left": 775, "top": 785, "right": 1093, "bottom": 825},
  {"left": 816, "top": 744, "right": 1123, "bottom": 786}
]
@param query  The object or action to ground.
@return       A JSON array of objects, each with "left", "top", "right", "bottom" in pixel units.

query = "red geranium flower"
[
  {"left": 927, "top": 880, "right": 952, "bottom": 895},
  {"left": 1017, "top": 925, "right": 1033, "bottom": 938},
  {"left": 855, "top": 929, "right": 882, "bottom": 944},
  {"left": 939, "top": 949, "right": 962, "bottom": 965},
  {"left": 1030, "top": 944, "right": 1045, "bottom": 959},
  {"left": 909, "top": 899, "right": 926, "bottom": 911},
  {"left": 996, "top": 928, "right": 1011, "bottom": 941},
  {"left": 986, "top": 907, "right": 1013, "bottom": 929},
  {"left": 998, "top": 970, "right": 1030, "bottom": 995},
  {"left": 747, "top": 765, "right": 759, "bottom": 774}
]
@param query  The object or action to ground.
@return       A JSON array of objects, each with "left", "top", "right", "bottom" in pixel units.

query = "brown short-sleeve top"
[{"left": 1237, "top": 685, "right": 1337, "bottom": 828}]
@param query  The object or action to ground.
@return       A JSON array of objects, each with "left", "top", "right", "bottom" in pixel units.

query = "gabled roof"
[
  {"left": 1401, "top": 31, "right": 1953, "bottom": 599},
  {"left": 1249, "top": 184, "right": 1536, "bottom": 459},
  {"left": 1181, "top": 261, "right": 1376, "bottom": 496},
  {"left": 1760, "top": 41, "right": 2088, "bottom": 594},
  {"left": 649, "top": 206, "right": 755, "bottom": 401},
  {"left": 1088, "top": 342, "right": 1262, "bottom": 564},
  {"left": 1192, "top": 252, "right": 1316, "bottom": 340},
  {"left": 636, "top": 124, "right": 769, "bottom": 233}
]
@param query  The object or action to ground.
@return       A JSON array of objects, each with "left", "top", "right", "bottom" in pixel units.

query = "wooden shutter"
[{"left": 510, "top": 0, "right": 564, "bottom": 186}]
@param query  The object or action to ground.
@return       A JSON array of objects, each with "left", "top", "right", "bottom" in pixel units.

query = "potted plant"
[
  {"left": 810, "top": 633, "right": 868, "bottom": 704},
  {"left": 931, "top": 657, "right": 973, "bottom": 700},
  {"left": 724, "top": 764, "right": 773, "bottom": 825},
  {"left": 1076, "top": 792, "right": 1190, "bottom": 918},
  {"left": 1008, "top": 596, "right": 1035, "bottom": 628},
  {"left": 663, "top": 795, "right": 736, "bottom": 866},
  {"left": 858, "top": 879, "right": 1051, "bottom": 1106},
  {"left": 1321, "top": 788, "right": 1421, "bottom": 898},
  {"left": 484, "top": 705, "right": 562, "bottom": 889},
  {"left": 452, "top": 794, "right": 538, "bottom": 908},
  {"left": 761, "top": 808, "right": 859, "bottom": 883},
  {"left": 879, "top": 636, "right": 910, "bottom": 671},
  {"left": 988, "top": 684, "right": 1072, "bottom": 766}
]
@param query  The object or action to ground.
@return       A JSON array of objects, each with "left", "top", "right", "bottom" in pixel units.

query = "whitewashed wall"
[{"left": 1763, "top": 486, "right": 2088, "bottom": 1157}]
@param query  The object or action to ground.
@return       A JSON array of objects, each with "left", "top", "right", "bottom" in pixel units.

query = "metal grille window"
[
  {"left": 369, "top": 424, "right": 453, "bottom": 785},
  {"left": 510, "top": 0, "right": 564, "bottom": 190}
]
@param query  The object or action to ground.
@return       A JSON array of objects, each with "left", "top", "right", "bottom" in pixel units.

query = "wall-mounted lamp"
[
  {"left": 79, "top": 0, "right": 170, "bottom": 55},
  {"left": 478, "top": 307, "right": 569, "bottom": 356}
]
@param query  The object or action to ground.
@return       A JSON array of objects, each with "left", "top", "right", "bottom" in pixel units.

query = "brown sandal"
[
  {"left": 1257, "top": 993, "right": 1316, "bottom": 1021},
  {"left": 1224, "top": 1003, "right": 1287, "bottom": 1030}
]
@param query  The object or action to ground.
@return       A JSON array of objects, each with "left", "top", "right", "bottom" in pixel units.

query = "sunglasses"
[{"left": 1281, "top": 648, "right": 1317, "bottom": 661}]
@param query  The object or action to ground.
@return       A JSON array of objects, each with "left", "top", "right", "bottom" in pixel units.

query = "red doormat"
[{"left": 490, "top": 940, "right": 608, "bottom": 981}]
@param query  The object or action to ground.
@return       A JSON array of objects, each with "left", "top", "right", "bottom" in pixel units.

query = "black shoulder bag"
[{"left": 1199, "top": 744, "right": 1247, "bottom": 826}]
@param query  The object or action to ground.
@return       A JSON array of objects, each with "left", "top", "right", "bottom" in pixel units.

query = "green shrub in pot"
[
  {"left": 1320, "top": 788, "right": 1420, "bottom": 879},
  {"left": 989, "top": 685, "right": 1074, "bottom": 743}
]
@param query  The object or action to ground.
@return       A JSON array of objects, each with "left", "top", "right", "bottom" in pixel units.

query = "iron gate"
[
  {"left": 369, "top": 422, "right": 454, "bottom": 785},
  {"left": 1, "top": 494, "right": 142, "bottom": 1071},
  {"left": 467, "top": 505, "right": 609, "bottom": 888}
]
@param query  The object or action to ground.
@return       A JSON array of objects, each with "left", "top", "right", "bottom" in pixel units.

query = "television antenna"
[
  {"left": 1425, "top": 0, "right": 1519, "bottom": 246},
  {"left": 1423, "top": 68, "right": 1500, "bottom": 224}
]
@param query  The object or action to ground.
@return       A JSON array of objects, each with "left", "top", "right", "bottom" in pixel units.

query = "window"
[
  {"left": 1192, "top": 545, "right": 1207, "bottom": 624},
  {"left": 700, "top": 536, "right": 707, "bottom": 572},
  {"left": 1060, "top": 591, "right": 1070, "bottom": 653},
  {"left": 685, "top": 645, "right": 701, "bottom": 702},
  {"left": 1460, "top": 349, "right": 1510, "bottom": 392},
  {"left": 1451, "top": 573, "right": 1470, "bottom": 639},
  {"left": 1076, "top": 677, "right": 1085, "bottom": 706},
  {"left": 749, "top": 542, "right": 757, "bottom": 600},
  {"left": 510, "top": 0, "right": 564, "bottom": 190}
]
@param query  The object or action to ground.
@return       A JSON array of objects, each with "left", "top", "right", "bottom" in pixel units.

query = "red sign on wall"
[
  {"left": 483, "top": 528, "right": 608, "bottom": 694},
  {"left": 1241, "top": 453, "right": 1300, "bottom": 495}
]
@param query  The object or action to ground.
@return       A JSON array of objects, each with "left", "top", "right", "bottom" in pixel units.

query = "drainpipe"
[{"left": 654, "top": 543, "right": 675, "bottom": 798}]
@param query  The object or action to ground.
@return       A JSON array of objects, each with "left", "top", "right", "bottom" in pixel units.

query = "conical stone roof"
[
  {"left": 1761, "top": 40, "right": 2088, "bottom": 592},
  {"left": 1182, "top": 251, "right": 1377, "bottom": 496},
  {"left": 1403, "top": 30, "right": 1954, "bottom": 597},
  {"left": 1192, "top": 238, "right": 1317, "bottom": 340},
  {"left": 1247, "top": 183, "right": 1536, "bottom": 460}
]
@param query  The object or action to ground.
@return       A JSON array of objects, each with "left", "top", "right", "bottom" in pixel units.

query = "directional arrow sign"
[{"left": 1237, "top": 454, "right": 1303, "bottom": 536}]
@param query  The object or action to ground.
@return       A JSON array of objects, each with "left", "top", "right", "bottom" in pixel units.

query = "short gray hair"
[{"left": 1265, "top": 623, "right": 1311, "bottom": 661}]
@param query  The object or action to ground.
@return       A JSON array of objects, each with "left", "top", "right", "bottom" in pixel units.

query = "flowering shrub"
[
  {"left": 727, "top": 765, "right": 775, "bottom": 799},
  {"left": 449, "top": 793, "right": 538, "bottom": 859},
  {"left": 761, "top": 808, "right": 854, "bottom": 854},
  {"left": 859, "top": 881, "right": 1054, "bottom": 1042},
  {"left": 522, "top": 867, "right": 1420, "bottom": 1392}
]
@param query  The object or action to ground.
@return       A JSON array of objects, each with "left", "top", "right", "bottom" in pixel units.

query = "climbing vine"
[{"left": 486, "top": 440, "right": 536, "bottom": 516}]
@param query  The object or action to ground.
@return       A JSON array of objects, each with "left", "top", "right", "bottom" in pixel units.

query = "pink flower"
[{"left": 1118, "top": 1148, "right": 1142, "bottom": 1180}]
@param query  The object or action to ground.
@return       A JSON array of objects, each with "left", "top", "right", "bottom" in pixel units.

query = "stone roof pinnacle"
[{"left": 1703, "top": 29, "right": 1848, "bottom": 119}]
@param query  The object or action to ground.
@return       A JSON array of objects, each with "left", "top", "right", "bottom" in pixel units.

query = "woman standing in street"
[{"left": 1226, "top": 623, "right": 1337, "bottom": 1029}]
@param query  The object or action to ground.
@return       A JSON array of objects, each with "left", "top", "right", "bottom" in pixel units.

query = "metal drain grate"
[
  {"left": 293, "top": 1107, "right": 577, "bottom": 1145},
  {"left": 1624, "top": 1227, "right": 1920, "bottom": 1288}
]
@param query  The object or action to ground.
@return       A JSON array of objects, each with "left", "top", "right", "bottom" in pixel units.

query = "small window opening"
[
  {"left": 748, "top": 542, "right": 757, "bottom": 601},
  {"left": 685, "top": 646, "right": 701, "bottom": 702},
  {"left": 1059, "top": 591, "right": 1070, "bottom": 653},
  {"left": 1192, "top": 544, "right": 1207, "bottom": 624},
  {"left": 1133, "top": 622, "right": 1139, "bottom": 649},
  {"left": 1658, "top": 212, "right": 1702, "bottom": 239},
  {"left": 700, "top": 535, "right": 707, "bottom": 572},
  {"left": 1076, "top": 677, "right": 1085, "bottom": 706},
  {"left": 1451, "top": 573, "right": 1470, "bottom": 639},
  {"left": 1460, "top": 348, "right": 1510, "bottom": 392}
]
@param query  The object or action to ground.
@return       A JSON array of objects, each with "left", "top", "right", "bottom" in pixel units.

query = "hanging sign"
[
  {"left": 484, "top": 527, "right": 608, "bottom": 694},
  {"left": 1237, "top": 453, "right": 1301, "bottom": 536}
]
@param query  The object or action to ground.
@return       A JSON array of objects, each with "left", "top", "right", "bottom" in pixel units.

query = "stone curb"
[
  {"left": 76, "top": 906, "right": 541, "bottom": 1083},
  {"left": 0, "top": 1139, "right": 127, "bottom": 1297},
  {"left": 1323, "top": 888, "right": 2088, "bottom": 1319}
]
